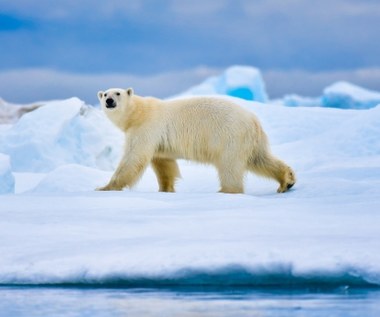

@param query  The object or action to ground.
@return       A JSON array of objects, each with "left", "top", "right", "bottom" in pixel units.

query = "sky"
[{"left": 0, "top": 0, "right": 380, "bottom": 104}]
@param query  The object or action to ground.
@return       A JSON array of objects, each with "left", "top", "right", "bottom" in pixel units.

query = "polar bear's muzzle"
[{"left": 105, "top": 98, "right": 117, "bottom": 109}]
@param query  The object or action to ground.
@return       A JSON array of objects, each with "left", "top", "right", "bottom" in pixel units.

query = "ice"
[
  {"left": 0, "top": 98, "right": 123, "bottom": 172},
  {"left": 0, "top": 153, "right": 15, "bottom": 194},
  {"left": 277, "top": 81, "right": 380, "bottom": 109},
  {"left": 1, "top": 190, "right": 380, "bottom": 287},
  {"left": 180, "top": 67, "right": 380, "bottom": 110},
  {"left": 0, "top": 98, "right": 41, "bottom": 124},
  {"left": 1, "top": 76, "right": 380, "bottom": 288},
  {"left": 180, "top": 65, "right": 268, "bottom": 102},
  {"left": 322, "top": 81, "right": 380, "bottom": 109}
]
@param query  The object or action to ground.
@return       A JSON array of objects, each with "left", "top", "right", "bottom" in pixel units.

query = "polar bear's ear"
[
  {"left": 126, "top": 88, "right": 134, "bottom": 97},
  {"left": 97, "top": 91, "right": 104, "bottom": 100}
]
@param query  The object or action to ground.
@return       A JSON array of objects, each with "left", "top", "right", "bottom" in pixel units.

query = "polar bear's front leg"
[
  {"left": 97, "top": 154, "right": 151, "bottom": 191},
  {"left": 97, "top": 137, "right": 155, "bottom": 192}
]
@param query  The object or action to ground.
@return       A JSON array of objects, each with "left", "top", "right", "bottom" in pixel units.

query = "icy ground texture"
[
  {"left": 1, "top": 95, "right": 380, "bottom": 287},
  {"left": 181, "top": 65, "right": 268, "bottom": 102}
]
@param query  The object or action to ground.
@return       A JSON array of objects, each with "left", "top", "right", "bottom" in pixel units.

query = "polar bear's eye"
[
  {"left": 116, "top": 92, "right": 120, "bottom": 96},
  {"left": 104, "top": 93, "right": 108, "bottom": 97}
]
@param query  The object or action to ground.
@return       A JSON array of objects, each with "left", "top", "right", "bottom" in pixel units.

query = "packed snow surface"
[{"left": 1, "top": 90, "right": 380, "bottom": 288}]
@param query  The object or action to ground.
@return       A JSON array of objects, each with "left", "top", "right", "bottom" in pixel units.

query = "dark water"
[{"left": 0, "top": 287, "right": 379, "bottom": 317}]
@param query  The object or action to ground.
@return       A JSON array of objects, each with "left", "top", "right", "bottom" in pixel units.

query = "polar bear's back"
[
  {"left": 155, "top": 97, "right": 267, "bottom": 163},
  {"left": 165, "top": 96, "right": 258, "bottom": 129}
]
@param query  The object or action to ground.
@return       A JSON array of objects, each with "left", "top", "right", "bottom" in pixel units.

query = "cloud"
[
  {"left": 263, "top": 68, "right": 380, "bottom": 98},
  {"left": 169, "top": 0, "right": 229, "bottom": 16},
  {"left": 0, "top": 0, "right": 379, "bottom": 80},
  {"left": 0, "top": 0, "right": 154, "bottom": 21},
  {"left": 0, "top": 67, "right": 220, "bottom": 104},
  {"left": 1, "top": 66, "right": 380, "bottom": 104},
  {"left": 242, "top": 0, "right": 380, "bottom": 18}
]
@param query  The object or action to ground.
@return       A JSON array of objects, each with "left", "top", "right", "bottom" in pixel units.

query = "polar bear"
[{"left": 97, "top": 88, "right": 296, "bottom": 194}]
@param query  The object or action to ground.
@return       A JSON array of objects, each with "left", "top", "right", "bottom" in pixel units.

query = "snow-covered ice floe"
[
  {"left": 1, "top": 81, "right": 380, "bottom": 288},
  {"left": 1, "top": 191, "right": 380, "bottom": 288}
]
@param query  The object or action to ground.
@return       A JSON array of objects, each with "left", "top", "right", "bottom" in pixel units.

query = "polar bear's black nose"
[{"left": 106, "top": 98, "right": 115, "bottom": 108}]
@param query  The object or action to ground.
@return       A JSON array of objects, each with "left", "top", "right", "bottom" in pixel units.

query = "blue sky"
[{"left": 1, "top": 0, "right": 380, "bottom": 104}]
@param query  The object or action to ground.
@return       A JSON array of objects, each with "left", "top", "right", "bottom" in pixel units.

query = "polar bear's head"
[
  {"left": 97, "top": 88, "right": 134, "bottom": 111},
  {"left": 97, "top": 88, "right": 136, "bottom": 131}
]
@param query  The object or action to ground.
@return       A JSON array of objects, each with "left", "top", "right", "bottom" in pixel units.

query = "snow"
[
  {"left": 31, "top": 164, "right": 111, "bottom": 193},
  {"left": 180, "top": 66, "right": 268, "bottom": 103},
  {"left": 0, "top": 153, "right": 14, "bottom": 194},
  {"left": 0, "top": 98, "right": 122, "bottom": 172},
  {"left": 279, "top": 94, "right": 321, "bottom": 108},
  {"left": 0, "top": 98, "right": 41, "bottom": 124},
  {"left": 1, "top": 76, "right": 380, "bottom": 288}
]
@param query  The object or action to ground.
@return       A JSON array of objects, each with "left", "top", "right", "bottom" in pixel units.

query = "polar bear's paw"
[
  {"left": 96, "top": 184, "right": 123, "bottom": 191},
  {"left": 277, "top": 167, "right": 296, "bottom": 193}
]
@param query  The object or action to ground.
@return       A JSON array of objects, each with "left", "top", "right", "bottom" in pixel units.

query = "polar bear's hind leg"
[{"left": 248, "top": 153, "right": 296, "bottom": 193}]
